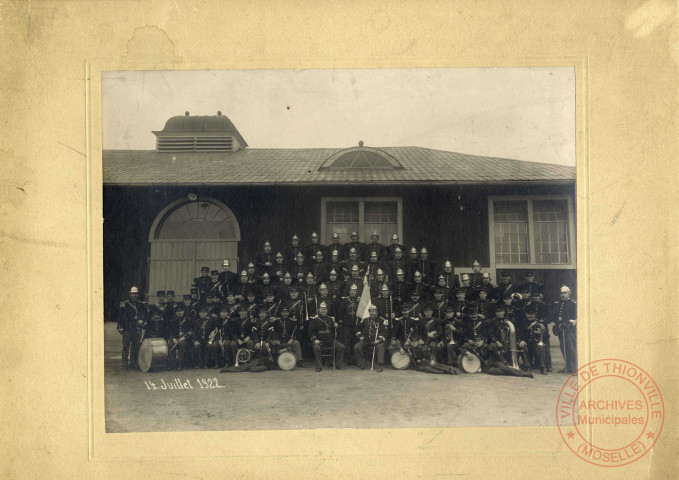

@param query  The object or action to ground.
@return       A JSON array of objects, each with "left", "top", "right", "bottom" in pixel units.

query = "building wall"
[{"left": 103, "top": 183, "right": 575, "bottom": 320}]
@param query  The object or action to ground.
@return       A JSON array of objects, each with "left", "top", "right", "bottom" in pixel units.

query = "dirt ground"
[{"left": 104, "top": 323, "right": 570, "bottom": 433}]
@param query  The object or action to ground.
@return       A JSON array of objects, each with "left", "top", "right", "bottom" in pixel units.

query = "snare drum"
[
  {"left": 276, "top": 350, "right": 297, "bottom": 371},
  {"left": 138, "top": 338, "right": 168, "bottom": 372},
  {"left": 458, "top": 348, "right": 482, "bottom": 374},
  {"left": 390, "top": 351, "right": 411, "bottom": 370}
]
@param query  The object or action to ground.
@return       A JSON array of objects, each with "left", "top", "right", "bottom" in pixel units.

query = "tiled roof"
[{"left": 103, "top": 147, "right": 576, "bottom": 186}]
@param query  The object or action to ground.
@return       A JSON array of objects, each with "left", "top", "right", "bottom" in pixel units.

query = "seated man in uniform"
[
  {"left": 443, "top": 304, "right": 468, "bottom": 367},
  {"left": 166, "top": 303, "right": 193, "bottom": 371},
  {"left": 421, "top": 304, "right": 443, "bottom": 355},
  {"left": 387, "top": 302, "right": 422, "bottom": 366},
  {"left": 308, "top": 301, "right": 346, "bottom": 372},
  {"left": 275, "top": 305, "right": 306, "bottom": 368},
  {"left": 354, "top": 305, "right": 389, "bottom": 372}
]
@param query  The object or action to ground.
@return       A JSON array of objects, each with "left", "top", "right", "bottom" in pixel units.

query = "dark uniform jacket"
[
  {"left": 438, "top": 271, "right": 460, "bottom": 290},
  {"left": 373, "top": 295, "right": 395, "bottom": 327},
  {"left": 118, "top": 299, "right": 147, "bottom": 333},
  {"left": 359, "top": 317, "right": 390, "bottom": 343},
  {"left": 342, "top": 259, "right": 366, "bottom": 279},
  {"left": 284, "top": 245, "right": 304, "bottom": 265},
  {"left": 517, "top": 281, "right": 543, "bottom": 297},
  {"left": 218, "top": 271, "right": 238, "bottom": 294},
  {"left": 390, "top": 280, "right": 411, "bottom": 312},
  {"left": 235, "top": 317, "right": 258, "bottom": 344},
  {"left": 255, "top": 252, "right": 276, "bottom": 276},
  {"left": 326, "top": 242, "right": 345, "bottom": 261},
  {"left": 308, "top": 314, "right": 337, "bottom": 342},
  {"left": 416, "top": 259, "right": 436, "bottom": 285},
  {"left": 469, "top": 272, "right": 485, "bottom": 290},
  {"left": 410, "top": 281, "right": 430, "bottom": 302},
  {"left": 309, "top": 261, "right": 330, "bottom": 284},
  {"left": 326, "top": 279, "right": 344, "bottom": 304},
  {"left": 304, "top": 243, "right": 327, "bottom": 261},
  {"left": 430, "top": 298, "right": 450, "bottom": 320},
  {"left": 146, "top": 309, "right": 167, "bottom": 338},
  {"left": 551, "top": 298, "right": 577, "bottom": 334},
  {"left": 288, "top": 262, "right": 310, "bottom": 283},
  {"left": 193, "top": 275, "right": 213, "bottom": 303},
  {"left": 339, "top": 296, "right": 360, "bottom": 332},
  {"left": 387, "top": 258, "right": 411, "bottom": 281},
  {"left": 343, "top": 241, "right": 366, "bottom": 261},
  {"left": 342, "top": 276, "right": 364, "bottom": 297},
  {"left": 391, "top": 315, "right": 423, "bottom": 343},
  {"left": 421, "top": 317, "right": 443, "bottom": 342},
  {"left": 285, "top": 298, "right": 306, "bottom": 323},
  {"left": 386, "top": 243, "right": 405, "bottom": 261},
  {"left": 168, "top": 313, "right": 193, "bottom": 343},
  {"left": 365, "top": 242, "right": 386, "bottom": 261}
]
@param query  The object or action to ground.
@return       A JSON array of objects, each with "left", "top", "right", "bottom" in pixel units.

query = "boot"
[{"left": 377, "top": 363, "right": 383, "bottom": 372}]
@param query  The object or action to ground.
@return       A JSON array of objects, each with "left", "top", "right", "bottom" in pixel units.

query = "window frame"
[
  {"left": 488, "top": 195, "right": 576, "bottom": 271},
  {"left": 320, "top": 197, "right": 403, "bottom": 245}
]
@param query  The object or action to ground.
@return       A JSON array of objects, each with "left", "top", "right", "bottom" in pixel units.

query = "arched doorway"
[{"left": 147, "top": 196, "right": 240, "bottom": 303}]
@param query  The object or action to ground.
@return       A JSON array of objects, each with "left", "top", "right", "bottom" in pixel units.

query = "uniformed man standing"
[
  {"left": 417, "top": 248, "right": 436, "bottom": 287},
  {"left": 327, "top": 232, "right": 345, "bottom": 262},
  {"left": 289, "top": 252, "right": 309, "bottom": 284},
  {"left": 284, "top": 234, "right": 304, "bottom": 265},
  {"left": 374, "top": 283, "right": 396, "bottom": 328},
  {"left": 517, "top": 272, "right": 543, "bottom": 298},
  {"left": 326, "top": 269, "right": 344, "bottom": 305},
  {"left": 365, "top": 232, "right": 386, "bottom": 261},
  {"left": 390, "top": 268, "right": 410, "bottom": 315},
  {"left": 219, "top": 259, "right": 238, "bottom": 295},
  {"left": 410, "top": 271, "right": 429, "bottom": 302},
  {"left": 310, "top": 250, "right": 330, "bottom": 284},
  {"left": 193, "top": 266, "right": 212, "bottom": 304},
  {"left": 387, "top": 247, "right": 410, "bottom": 281},
  {"left": 328, "top": 249, "right": 344, "bottom": 281},
  {"left": 255, "top": 241, "right": 276, "bottom": 276},
  {"left": 469, "top": 260, "right": 485, "bottom": 289},
  {"left": 342, "top": 264, "right": 365, "bottom": 297},
  {"left": 271, "top": 252, "right": 287, "bottom": 286},
  {"left": 551, "top": 285, "right": 577, "bottom": 374},
  {"left": 421, "top": 304, "right": 443, "bottom": 355},
  {"left": 342, "top": 247, "right": 365, "bottom": 279},
  {"left": 344, "top": 232, "right": 365, "bottom": 261},
  {"left": 438, "top": 260, "right": 460, "bottom": 290},
  {"left": 117, "top": 286, "right": 147, "bottom": 370},
  {"left": 385, "top": 234, "right": 405, "bottom": 261},
  {"left": 305, "top": 232, "right": 327, "bottom": 261},
  {"left": 275, "top": 271, "right": 294, "bottom": 302}
]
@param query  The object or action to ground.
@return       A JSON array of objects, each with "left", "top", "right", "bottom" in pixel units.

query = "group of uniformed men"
[{"left": 117, "top": 232, "right": 578, "bottom": 376}]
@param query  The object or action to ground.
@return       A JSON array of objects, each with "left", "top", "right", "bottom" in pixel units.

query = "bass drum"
[
  {"left": 458, "top": 348, "right": 482, "bottom": 374},
  {"left": 138, "top": 338, "right": 168, "bottom": 372},
  {"left": 276, "top": 351, "right": 297, "bottom": 371},
  {"left": 390, "top": 351, "right": 411, "bottom": 370}
]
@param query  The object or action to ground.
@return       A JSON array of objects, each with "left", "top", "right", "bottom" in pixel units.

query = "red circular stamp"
[{"left": 556, "top": 359, "right": 664, "bottom": 467}]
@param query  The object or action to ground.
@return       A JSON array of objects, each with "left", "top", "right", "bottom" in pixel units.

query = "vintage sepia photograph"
[{"left": 102, "top": 68, "right": 577, "bottom": 433}]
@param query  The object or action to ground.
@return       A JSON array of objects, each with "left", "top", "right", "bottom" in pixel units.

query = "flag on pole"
[{"left": 356, "top": 274, "right": 372, "bottom": 320}]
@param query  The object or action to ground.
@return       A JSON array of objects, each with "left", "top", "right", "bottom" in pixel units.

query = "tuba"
[{"left": 500, "top": 319, "right": 520, "bottom": 369}]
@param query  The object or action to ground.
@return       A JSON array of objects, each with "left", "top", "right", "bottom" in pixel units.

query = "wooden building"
[{"left": 103, "top": 112, "right": 576, "bottom": 320}]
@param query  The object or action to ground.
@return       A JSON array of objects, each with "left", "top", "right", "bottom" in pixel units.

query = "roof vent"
[{"left": 152, "top": 112, "right": 248, "bottom": 152}]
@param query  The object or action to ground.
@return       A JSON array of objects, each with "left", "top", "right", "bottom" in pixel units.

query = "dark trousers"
[
  {"left": 340, "top": 326, "right": 357, "bottom": 364},
  {"left": 121, "top": 330, "right": 140, "bottom": 368},
  {"left": 529, "top": 342, "right": 546, "bottom": 370},
  {"left": 312, "top": 340, "right": 345, "bottom": 369},
  {"left": 192, "top": 340, "right": 220, "bottom": 367},
  {"left": 558, "top": 330, "right": 577, "bottom": 372},
  {"left": 354, "top": 340, "right": 385, "bottom": 367},
  {"left": 167, "top": 338, "right": 191, "bottom": 369}
]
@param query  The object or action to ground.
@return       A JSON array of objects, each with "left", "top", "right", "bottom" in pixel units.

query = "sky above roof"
[{"left": 102, "top": 68, "right": 575, "bottom": 166}]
